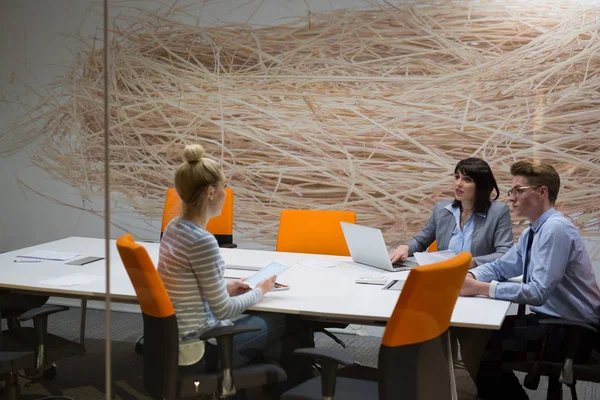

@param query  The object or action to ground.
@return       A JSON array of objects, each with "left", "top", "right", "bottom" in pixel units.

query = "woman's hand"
[
  {"left": 389, "top": 245, "right": 409, "bottom": 263},
  {"left": 256, "top": 275, "right": 276, "bottom": 296},
  {"left": 227, "top": 279, "right": 251, "bottom": 296}
]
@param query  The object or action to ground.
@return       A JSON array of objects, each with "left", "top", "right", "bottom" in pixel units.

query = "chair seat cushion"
[
  {"left": 0, "top": 332, "right": 35, "bottom": 374},
  {"left": 178, "top": 362, "right": 287, "bottom": 397},
  {"left": 281, "top": 376, "right": 378, "bottom": 400}
]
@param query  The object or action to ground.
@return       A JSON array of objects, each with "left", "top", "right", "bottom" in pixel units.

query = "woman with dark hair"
[{"left": 390, "top": 157, "right": 514, "bottom": 268}]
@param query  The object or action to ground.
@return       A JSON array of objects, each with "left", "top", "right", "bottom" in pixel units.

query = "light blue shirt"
[
  {"left": 444, "top": 204, "right": 484, "bottom": 255},
  {"left": 472, "top": 208, "right": 600, "bottom": 324}
]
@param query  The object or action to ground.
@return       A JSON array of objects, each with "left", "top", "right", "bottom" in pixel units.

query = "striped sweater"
[{"left": 157, "top": 217, "right": 262, "bottom": 365}]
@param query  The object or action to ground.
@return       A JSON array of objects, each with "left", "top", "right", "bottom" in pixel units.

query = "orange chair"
[
  {"left": 161, "top": 187, "right": 236, "bottom": 247},
  {"left": 117, "top": 234, "right": 285, "bottom": 399},
  {"left": 428, "top": 240, "right": 438, "bottom": 252},
  {"left": 276, "top": 210, "right": 356, "bottom": 256},
  {"left": 276, "top": 209, "right": 356, "bottom": 348},
  {"left": 281, "top": 252, "right": 472, "bottom": 400}
]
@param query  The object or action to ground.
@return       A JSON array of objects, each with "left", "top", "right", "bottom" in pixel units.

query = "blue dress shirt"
[
  {"left": 472, "top": 208, "right": 600, "bottom": 324},
  {"left": 444, "top": 204, "right": 483, "bottom": 255}
]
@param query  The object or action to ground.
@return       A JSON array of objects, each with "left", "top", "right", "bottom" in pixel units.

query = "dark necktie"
[{"left": 518, "top": 228, "right": 535, "bottom": 317}]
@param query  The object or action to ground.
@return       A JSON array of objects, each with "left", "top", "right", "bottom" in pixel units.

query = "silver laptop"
[{"left": 340, "top": 222, "right": 419, "bottom": 272}]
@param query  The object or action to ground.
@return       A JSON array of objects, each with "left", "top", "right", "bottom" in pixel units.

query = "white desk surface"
[{"left": 0, "top": 237, "right": 511, "bottom": 329}]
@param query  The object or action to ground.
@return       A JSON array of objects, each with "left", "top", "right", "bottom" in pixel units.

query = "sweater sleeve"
[{"left": 189, "top": 235, "right": 261, "bottom": 320}]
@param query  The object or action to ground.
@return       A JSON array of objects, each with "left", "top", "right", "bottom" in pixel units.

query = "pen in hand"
[{"left": 14, "top": 259, "right": 42, "bottom": 263}]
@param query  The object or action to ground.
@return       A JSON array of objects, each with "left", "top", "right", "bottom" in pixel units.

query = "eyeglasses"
[{"left": 507, "top": 186, "right": 538, "bottom": 197}]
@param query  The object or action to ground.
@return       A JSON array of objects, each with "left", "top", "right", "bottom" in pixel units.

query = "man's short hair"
[{"left": 510, "top": 161, "right": 560, "bottom": 204}]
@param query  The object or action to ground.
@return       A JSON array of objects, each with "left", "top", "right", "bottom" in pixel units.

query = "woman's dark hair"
[{"left": 451, "top": 157, "right": 500, "bottom": 214}]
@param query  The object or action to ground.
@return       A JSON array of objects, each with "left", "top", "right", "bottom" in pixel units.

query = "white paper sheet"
[
  {"left": 413, "top": 250, "right": 456, "bottom": 266},
  {"left": 39, "top": 273, "right": 102, "bottom": 287},
  {"left": 297, "top": 259, "right": 337, "bottom": 268},
  {"left": 17, "top": 250, "right": 80, "bottom": 261},
  {"left": 223, "top": 269, "right": 255, "bottom": 279}
]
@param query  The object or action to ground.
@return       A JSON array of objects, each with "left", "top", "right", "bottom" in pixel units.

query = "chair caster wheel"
[
  {"left": 43, "top": 363, "right": 57, "bottom": 380},
  {"left": 135, "top": 341, "right": 143, "bottom": 354}
]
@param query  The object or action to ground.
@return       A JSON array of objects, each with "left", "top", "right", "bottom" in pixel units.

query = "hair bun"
[{"left": 183, "top": 144, "right": 205, "bottom": 165}]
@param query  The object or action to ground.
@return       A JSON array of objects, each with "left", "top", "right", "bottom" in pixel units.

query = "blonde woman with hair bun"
[{"left": 158, "top": 144, "right": 314, "bottom": 391}]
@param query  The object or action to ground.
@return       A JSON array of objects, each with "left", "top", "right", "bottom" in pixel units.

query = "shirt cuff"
[{"left": 488, "top": 280, "right": 498, "bottom": 299}]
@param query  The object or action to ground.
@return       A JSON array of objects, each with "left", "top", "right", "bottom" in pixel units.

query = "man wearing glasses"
[{"left": 459, "top": 160, "right": 600, "bottom": 400}]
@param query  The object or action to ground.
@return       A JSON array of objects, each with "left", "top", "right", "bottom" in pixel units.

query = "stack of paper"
[
  {"left": 39, "top": 273, "right": 101, "bottom": 287},
  {"left": 17, "top": 250, "right": 80, "bottom": 261},
  {"left": 413, "top": 250, "right": 456, "bottom": 266}
]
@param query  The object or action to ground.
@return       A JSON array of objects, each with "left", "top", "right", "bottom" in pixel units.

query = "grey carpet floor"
[{"left": 6, "top": 308, "right": 598, "bottom": 399}]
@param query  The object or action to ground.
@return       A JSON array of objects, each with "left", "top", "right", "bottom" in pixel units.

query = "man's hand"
[
  {"left": 460, "top": 275, "right": 490, "bottom": 297},
  {"left": 227, "top": 279, "right": 251, "bottom": 296}
]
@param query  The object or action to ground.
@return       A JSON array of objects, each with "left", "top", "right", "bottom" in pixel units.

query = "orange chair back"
[
  {"left": 116, "top": 233, "right": 174, "bottom": 318},
  {"left": 427, "top": 240, "right": 438, "bottom": 252},
  {"left": 160, "top": 188, "right": 234, "bottom": 236},
  {"left": 161, "top": 188, "right": 182, "bottom": 235},
  {"left": 382, "top": 252, "right": 471, "bottom": 347},
  {"left": 276, "top": 210, "right": 356, "bottom": 256},
  {"left": 207, "top": 188, "right": 234, "bottom": 236}
]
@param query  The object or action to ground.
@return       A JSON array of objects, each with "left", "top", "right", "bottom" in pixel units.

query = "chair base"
[
  {"left": 282, "top": 376, "right": 378, "bottom": 400},
  {"left": 135, "top": 335, "right": 144, "bottom": 354},
  {"left": 1, "top": 372, "right": 21, "bottom": 400},
  {"left": 178, "top": 363, "right": 287, "bottom": 398}
]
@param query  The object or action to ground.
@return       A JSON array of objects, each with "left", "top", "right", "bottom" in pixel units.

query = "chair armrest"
[
  {"left": 220, "top": 244, "right": 238, "bottom": 249},
  {"left": 19, "top": 305, "right": 69, "bottom": 322},
  {"left": 539, "top": 318, "right": 598, "bottom": 333},
  {"left": 198, "top": 325, "right": 260, "bottom": 340}
]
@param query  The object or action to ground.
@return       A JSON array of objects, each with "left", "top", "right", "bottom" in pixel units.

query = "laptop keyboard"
[
  {"left": 392, "top": 259, "right": 419, "bottom": 271},
  {"left": 392, "top": 264, "right": 413, "bottom": 271}
]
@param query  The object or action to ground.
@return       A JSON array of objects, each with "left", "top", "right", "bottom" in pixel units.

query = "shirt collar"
[
  {"left": 531, "top": 207, "right": 558, "bottom": 233},
  {"left": 444, "top": 203, "right": 487, "bottom": 219}
]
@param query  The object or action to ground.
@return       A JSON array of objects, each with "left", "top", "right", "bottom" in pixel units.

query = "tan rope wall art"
[{"left": 2, "top": 1, "right": 600, "bottom": 250}]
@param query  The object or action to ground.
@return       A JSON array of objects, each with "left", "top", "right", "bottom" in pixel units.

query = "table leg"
[
  {"left": 80, "top": 298, "right": 87, "bottom": 346},
  {"left": 447, "top": 330, "right": 458, "bottom": 400}
]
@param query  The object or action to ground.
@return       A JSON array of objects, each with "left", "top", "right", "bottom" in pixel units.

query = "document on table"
[
  {"left": 297, "top": 259, "right": 337, "bottom": 268},
  {"left": 223, "top": 269, "right": 255, "bottom": 279},
  {"left": 17, "top": 250, "right": 80, "bottom": 261},
  {"left": 413, "top": 250, "right": 456, "bottom": 266},
  {"left": 39, "top": 273, "right": 102, "bottom": 287}
]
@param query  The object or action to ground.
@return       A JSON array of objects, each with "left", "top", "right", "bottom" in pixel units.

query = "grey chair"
[
  {"left": 0, "top": 299, "right": 85, "bottom": 400},
  {"left": 0, "top": 331, "right": 36, "bottom": 399},
  {"left": 509, "top": 317, "right": 600, "bottom": 400}
]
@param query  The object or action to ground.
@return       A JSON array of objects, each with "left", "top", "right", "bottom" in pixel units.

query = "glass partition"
[{"left": 2, "top": 1, "right": 600, "bottom": 399}]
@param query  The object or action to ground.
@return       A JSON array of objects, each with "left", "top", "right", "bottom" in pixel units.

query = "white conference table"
[{"left": 0, "top": 236, "right": 511, "bottom": 330}]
